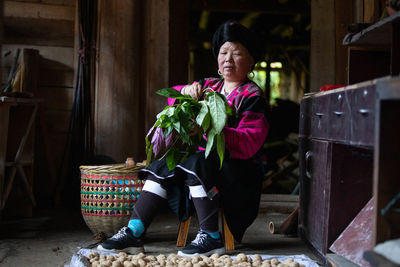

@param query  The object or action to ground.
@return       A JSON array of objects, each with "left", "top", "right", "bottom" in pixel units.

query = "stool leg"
[
  {"left": 176, "top": 217, "right": 191, "bottom": 247},
  {"left": 221, "top": 213, "right": 235, "bottom": 250}
]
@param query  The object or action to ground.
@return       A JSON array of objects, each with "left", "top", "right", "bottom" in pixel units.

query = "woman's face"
[{"left": 218, "top": 41, "right": 254, "bottom": 83}]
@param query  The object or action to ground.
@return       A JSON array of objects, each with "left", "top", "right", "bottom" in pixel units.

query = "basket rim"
[{"left": 80, "top": 163, "right": 144, "bottom": 174}]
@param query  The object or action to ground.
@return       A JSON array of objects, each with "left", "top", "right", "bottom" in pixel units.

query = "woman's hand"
[{"left": 182, "top": 82, "right": 203, "bottom": 100}]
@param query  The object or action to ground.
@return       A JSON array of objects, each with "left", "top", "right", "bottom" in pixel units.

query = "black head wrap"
[{"left": 212, "top": 20, "right": 263, "bottom": 70}]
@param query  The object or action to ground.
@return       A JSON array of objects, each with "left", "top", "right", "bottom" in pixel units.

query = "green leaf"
[
  {"left": 157, "top": 88, "right": 184, "bottom": 99},
  {"left": 166, "top": 148, "right": 180, "bottom": 170},
  {"left": 172, "top": 121, "right": 181, "bottom": 132},
  {"left": 216, "top": 133, "right": 225, "bottom": 168},
  {"left": 146, "top": 143, "right": 154, "bottom": 166},
  {"left": 196, "top": 102, "right": 210, "bottom": 132},
  {"left": 225, "top": 103, "right": 233, "bottom": 116},
  {"left": 164, "top": 126, "right": 173, "bottom": 137},
  {"left": 205, "top": 129, "right": 217, "bottom": 158},
  {"left": 207, "top": 91, "right": 227, "bottom": 134}
]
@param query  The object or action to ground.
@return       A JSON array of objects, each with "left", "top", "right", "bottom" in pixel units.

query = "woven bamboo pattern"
[{"left": 80, "top": 163, "right": 144, "bottom": 237}]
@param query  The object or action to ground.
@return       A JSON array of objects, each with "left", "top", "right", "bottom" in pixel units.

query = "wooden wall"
[
  {"left": 95, "top": 0, "right": 189, "bottom": 162},
  {"left": 1, "top": 0, "right": 75, "bottom": 205},
  {"left": 95, "top": 0, "right": 142, "bottom": 163},
  {"left": 310, "top": 0, "right": 382, "bottom": 92}
]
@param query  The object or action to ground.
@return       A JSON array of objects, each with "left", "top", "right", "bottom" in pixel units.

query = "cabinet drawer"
[
  {"left": 329, "top": 91, "right": 352, "bottom": 142},
  {"left": 311, "top": 95, "right": 330, "bottom": 139},
  {"left": 350, "top": 84, "right": 375, "bottom": 146}
]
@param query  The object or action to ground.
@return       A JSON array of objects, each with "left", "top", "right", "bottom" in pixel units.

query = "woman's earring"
[
  {"left": 248, "top": 71, "right": 255, "bottom": 79},
  {"left": 218, "top": 69, "right": 222, "bottom": 76}
]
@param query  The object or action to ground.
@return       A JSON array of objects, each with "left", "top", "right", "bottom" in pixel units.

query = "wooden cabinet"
[{"left": 299, "top": 77, "right": 400, "bottom": 266}]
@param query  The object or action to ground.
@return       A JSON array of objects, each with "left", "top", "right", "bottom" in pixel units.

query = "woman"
[{"left": 98, "top": 20, "right": 270, "bottom": 257}]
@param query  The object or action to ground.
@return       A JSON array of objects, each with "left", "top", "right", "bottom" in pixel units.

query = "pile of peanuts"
[{"left": 87, "top": 252, "right": 306, "bottom": 267}]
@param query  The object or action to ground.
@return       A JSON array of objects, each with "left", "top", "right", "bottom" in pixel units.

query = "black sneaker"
[
  {"left": 177, "top": 230, "right": 225, "bottom": 257},
  {"left": 97, "top": 226, "right": 144, "bottom": 254}
]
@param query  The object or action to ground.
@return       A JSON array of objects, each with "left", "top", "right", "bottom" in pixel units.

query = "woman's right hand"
[{"left": 182, "top": 82, "right": 203, "bottom": 100}]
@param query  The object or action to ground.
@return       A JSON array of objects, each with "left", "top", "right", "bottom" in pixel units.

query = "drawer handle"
[
  {"left": 315, "top": 112, "right": 324, "bottom": 117},
  {"left": 358, "top": 109, "right": 371, "bottom": 115},
  {"left": 333, "top": 111, "right": 344, "bottom": 116},
  {"left": 305, "top": 151, "right": 312, "bottom": 179}
]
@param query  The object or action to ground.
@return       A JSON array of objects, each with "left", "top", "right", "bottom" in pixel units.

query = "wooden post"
[
  {"left": 95, "top": 0, "right": 189, "bottom": 162},
  {"left": 310, "top": 0, "right": 335, "bottom": 92},
  {"left": 95, "top": 0, "right": 142, "bottom": 162},
  {"left": 334, "top": 0, "right": 353, "bottom": 85},
  {"left": 141, "top": 0, "right": 189, "bottom": 133}
]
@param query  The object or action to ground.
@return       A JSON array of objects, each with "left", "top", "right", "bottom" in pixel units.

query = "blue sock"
[
  {"left": 128, "top": 219, "right": 145, "bottom": 238},
  {"left": 203, "top": 229, "right": 220, "bottom": 239}
]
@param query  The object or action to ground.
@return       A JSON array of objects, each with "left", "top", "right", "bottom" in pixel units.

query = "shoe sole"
[
  {"left": 177, "top": 247, "right": 226, "bottom": 257},
  {"left": 96, "top": 244, "right": 145, "bottom": 255}
]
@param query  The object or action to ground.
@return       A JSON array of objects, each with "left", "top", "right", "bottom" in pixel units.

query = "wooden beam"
[
  {"left": 190, "top": 0, "right": 310, "bottom": 15},
  {"left": 4, "top": 0, "right": 75, "bottom": 21},
  {"left": 9, "top": 0, "right": 75, "bottom": 6},
  {"left": 3, "top": 17, "right": 74, "bottom": 47}
]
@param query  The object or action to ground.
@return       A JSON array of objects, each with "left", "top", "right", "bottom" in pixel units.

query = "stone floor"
[{"left": 0, "top": 203, "right": 322, "bottom": 267}]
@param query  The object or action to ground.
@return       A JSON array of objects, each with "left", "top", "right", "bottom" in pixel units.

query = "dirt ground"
[{"left": 0, "top": 205, "right": 320, "bottom": 267}]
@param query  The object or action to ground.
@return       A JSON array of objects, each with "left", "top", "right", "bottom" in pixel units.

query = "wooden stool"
[{"left": 176, "top": 212, "right": 235, "bottom": 250}]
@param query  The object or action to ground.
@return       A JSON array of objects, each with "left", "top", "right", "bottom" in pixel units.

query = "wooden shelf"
[
  {"left": 343, "top": 12, "right": 400, "bottom": 47},
  {"left": 343, "top": 12, "right": 400, "bottom": 84}
]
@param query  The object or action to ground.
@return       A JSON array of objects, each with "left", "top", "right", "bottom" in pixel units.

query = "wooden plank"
[
  {"left": 2, "top": 45, "right": 74, "bottom": 68},
  {"left": 326, "top": 253, "right": 361, "bottom": 267},
  {"left": 190, "top": 0, "right": 310, "bottom": 15},
  {"left": 141, "top": 0, "right": 189, "bottom": 146},
  {"left": 95, "top": 0, "right": 142, "bottom": 162},
  {"left": 8, "top": 0, "right": 75, "bottom": 6},
  {"left": 260, "top": 194, "right": 299, "bottom": 203},
  {"left": 310, "top": 0, "right": 335, "bottom": 92},
  {"left": 4, "top": 1, "right": 75, "bottom": 21},
  {"left": 41, "top": 0, "right": 75, "bottom": 6},
  {"left": 141, "top": 0, "right": 171, "bottom": 133},
  {"left": 330, "top": 198, "right": 374, "bottom": 267},
  {"left": 3, "top": 17, "right": 74, "bottom": 47},
  {"left": 334, "top": 0, "right": 353, "bottom": 85}
]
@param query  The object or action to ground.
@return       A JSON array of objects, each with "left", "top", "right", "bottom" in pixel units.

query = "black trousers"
[{"left": 130, "top": 175, "right": 219, "bottom": 232}]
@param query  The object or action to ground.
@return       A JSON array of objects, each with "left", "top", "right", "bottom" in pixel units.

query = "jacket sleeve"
[{"left": 223, "top": 96, "right": 269, "bottom": 159}]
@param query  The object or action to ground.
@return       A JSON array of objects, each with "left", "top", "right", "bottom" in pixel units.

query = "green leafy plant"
[{"left": 145, "top": 87, "right": 233, "bottom": 170}]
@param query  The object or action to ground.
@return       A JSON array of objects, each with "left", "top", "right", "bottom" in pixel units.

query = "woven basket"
[{"left": 80, "top": 163, "right": 144, "bottom": 237}]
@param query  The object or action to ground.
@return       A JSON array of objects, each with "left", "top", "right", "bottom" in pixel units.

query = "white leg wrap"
[
  {"left": 142, "top": 180, "right": 167, "bottom": 199},
  {"left": 189, "top": 185, "right": 207, "bottom": 198}
]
